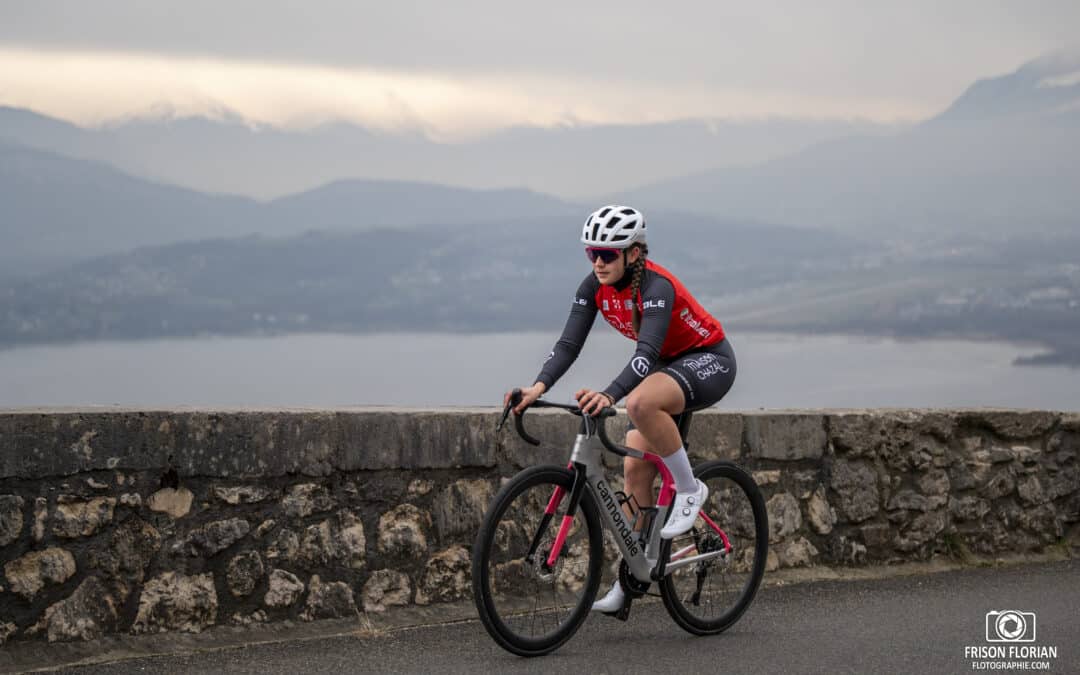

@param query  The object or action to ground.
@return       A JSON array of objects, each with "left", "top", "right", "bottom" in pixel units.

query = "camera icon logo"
[{"left": 986, "top": 610, "right": 1037, "bottom": 643}]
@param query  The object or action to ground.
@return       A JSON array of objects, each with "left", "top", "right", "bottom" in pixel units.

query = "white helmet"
[{"left": 580, "top": 205, "right": 646, "bottom": 248}]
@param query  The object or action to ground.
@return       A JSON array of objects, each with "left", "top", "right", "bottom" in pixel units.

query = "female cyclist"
[{"left": 504, "top": 204, "right": 736, "bottom": 613}]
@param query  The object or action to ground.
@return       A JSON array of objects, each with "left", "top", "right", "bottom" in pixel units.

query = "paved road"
[{"left": 55, "top": 560, "right": 1080, "bottom": 675}]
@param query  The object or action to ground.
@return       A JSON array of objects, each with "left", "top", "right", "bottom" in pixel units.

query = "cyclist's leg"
[
  {"left": 632, "top": 340, "right": 737, "bottom": 534},
  {"left": 624, "top": 373, "right": 686, "bottom": 458},
  {"left": 623, "top": 430, "right": 659, "bottom": 516}
]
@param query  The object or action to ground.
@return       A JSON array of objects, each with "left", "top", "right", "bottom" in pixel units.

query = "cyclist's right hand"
[{"left": 505, "top": 383, "right": 546, "bottom": 415}]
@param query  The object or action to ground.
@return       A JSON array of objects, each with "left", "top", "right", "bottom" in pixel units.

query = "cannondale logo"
[{"left": 631, "top": 356, "right": 650, "bottom": 377}]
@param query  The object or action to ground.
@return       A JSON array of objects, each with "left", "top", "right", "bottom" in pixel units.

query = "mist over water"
[{"left": 0, "top": 332, "right": 1075, "bottom": 410}]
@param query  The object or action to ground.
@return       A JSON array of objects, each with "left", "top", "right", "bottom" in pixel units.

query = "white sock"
[{"left": 662, "top": 447, "right": 697, "bottom": 493}]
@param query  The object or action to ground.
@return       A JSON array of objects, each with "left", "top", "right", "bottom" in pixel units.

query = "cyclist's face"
[{"left": 592, "top": 246, "right": 640, "bottom": 285}]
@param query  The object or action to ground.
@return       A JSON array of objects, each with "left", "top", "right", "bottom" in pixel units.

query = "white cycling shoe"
[
  {"left": 591, "top": 580, "right": 625, "bottom": 613},
  {"left": 660, "top": 479, "right": 709, "bottom": 539}
]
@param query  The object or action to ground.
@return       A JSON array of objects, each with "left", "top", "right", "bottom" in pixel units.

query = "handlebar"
[{"left": 498, "top": 388, "right": 629, "bottom": 457}]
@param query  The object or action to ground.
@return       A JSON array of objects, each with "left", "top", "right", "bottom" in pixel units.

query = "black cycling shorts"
[{"left": 625, "top": 338, "right": 736, "bottom": 432}]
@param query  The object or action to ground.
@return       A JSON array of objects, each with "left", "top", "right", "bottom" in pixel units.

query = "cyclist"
[{"left": 505, "top": 204, "right": 736, "bottom": 613}]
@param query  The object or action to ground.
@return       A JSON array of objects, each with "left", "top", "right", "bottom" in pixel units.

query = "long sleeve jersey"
[{"left": 535, "top": 260, "right": 724, "bottom": 403}]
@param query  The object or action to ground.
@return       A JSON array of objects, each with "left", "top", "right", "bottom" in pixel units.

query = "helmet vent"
[
  {"left": 598, "top": 207, "right": 612, "bottom": 218},
  {"left": 606, "top": 215, "right": 622, "bottom": 229},
  {"left": 591, "top": 221, "right": 601, "bottom": 241},
  {"left": 620, "top": 208, "right": 636, "bottom": 216}
]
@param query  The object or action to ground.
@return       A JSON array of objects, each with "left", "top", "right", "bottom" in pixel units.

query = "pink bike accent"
[
  {"left": 543, "top": 462, "right": 573, "bottom": 515},
  {"left": 546, "top": 515, "right": 575, "bottom": 568},
  {"left": 699, "top": 511, "right": 732, "bottom": 553},
  {"left": 543, "top": 487, "right": 565, "bottom": 516},
  {"left": 643, "top": 453, "right": 677, "bottom": 507}
]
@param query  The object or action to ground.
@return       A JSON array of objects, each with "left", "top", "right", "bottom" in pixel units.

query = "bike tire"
[
  {"left": 472, "top": 465, "right": 604, "bottom": 657},
  {"left": 660, "top": 460, "right": 769, "bottom": 635}
]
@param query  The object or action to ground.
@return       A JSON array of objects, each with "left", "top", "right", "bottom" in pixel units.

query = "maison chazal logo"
[{"left": 964, "top": 610, "right": 1059, "bottom": 671}]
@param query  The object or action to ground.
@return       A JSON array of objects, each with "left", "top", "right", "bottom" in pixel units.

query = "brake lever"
[{"left": 497, "top": 388, "right": 522, "bottom": 432}]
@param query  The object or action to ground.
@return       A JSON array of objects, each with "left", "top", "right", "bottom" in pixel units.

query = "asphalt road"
[{"left": 55, "top": 559, "right": 1079, "bottom": 675}]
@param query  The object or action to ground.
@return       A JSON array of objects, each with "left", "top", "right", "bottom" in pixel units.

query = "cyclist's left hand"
[{"left": 575, "top": 388, "right": 613, "bottom": 416}]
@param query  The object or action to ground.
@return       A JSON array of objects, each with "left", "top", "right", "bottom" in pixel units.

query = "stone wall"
[{"left": 0, "top": 408, "right": 1077, "bottom": 644}]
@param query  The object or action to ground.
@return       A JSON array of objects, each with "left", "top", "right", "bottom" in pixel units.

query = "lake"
[{"left": 0, "top": 331, "right": 1076, "bottom": 410}]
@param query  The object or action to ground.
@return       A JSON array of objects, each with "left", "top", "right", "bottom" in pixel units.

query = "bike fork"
[{"left": 525, "top": 463, "right": 588, "bottom": 571}]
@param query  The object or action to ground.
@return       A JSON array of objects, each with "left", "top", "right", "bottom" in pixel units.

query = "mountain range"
[
  {"left": 619, "top": 54, "right": 1080, "bottom": 235},
  {"left": 0, "top": 141, "right": 581, "bottom": 277},
  {"left": 1, "top": 52, "right": 1078, "bottom": 360},
  {"left": 0, "top": 105, "right": 884, "bottom": 200}
]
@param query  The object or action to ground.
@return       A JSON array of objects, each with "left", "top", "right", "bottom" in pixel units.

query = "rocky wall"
[{"left": 0, "top": 408, "right": 1077, "bottom": 645}]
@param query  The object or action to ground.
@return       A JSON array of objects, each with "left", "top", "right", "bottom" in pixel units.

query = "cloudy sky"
[{"left": 1, "top": 1, "right": 1077, "bottom": 138}]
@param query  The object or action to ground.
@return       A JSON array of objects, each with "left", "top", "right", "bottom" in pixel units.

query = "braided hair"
[{"left": 628, "top": 243, "right": 649, "bottom": 334}]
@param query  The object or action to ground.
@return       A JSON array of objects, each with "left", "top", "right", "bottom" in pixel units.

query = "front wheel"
[
  {"left": 660, "top": 460, "right": 769, "bottom": 635},
  {"left": 471, "top": 465, "right": 604, "bottom": 657}
]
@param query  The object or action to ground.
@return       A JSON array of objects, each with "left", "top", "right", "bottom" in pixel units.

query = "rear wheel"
[
  {"left": 660, "top": 460, "right": 768, "bottom": 635},
  {"left": 472, "top": 465, "right": 604, "bottom": 656}
]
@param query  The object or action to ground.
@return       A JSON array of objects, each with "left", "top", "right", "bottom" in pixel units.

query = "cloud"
[{"left": 0, "top": 46, "right": 935, "bottom": 139}]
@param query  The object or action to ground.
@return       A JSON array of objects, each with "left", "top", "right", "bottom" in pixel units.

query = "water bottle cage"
[{"left": 613, "top": 490, "right": 659, "bottom": 545}]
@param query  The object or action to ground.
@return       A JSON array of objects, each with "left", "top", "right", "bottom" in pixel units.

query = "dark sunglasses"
[{"left": 585, "top": 247, "right": 621, "bottom": 264}]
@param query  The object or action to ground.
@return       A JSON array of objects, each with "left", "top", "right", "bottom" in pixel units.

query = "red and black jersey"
[
  {"left": 536, "top": 259, "right": 725, "bottom": 402},
  {"left": 594, "top": 260, "right": 724, "bottom": 357}
]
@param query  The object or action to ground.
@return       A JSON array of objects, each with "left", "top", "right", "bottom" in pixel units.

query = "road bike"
[{"left": 471, "top": 390, "right": 769, "bottom": 657}]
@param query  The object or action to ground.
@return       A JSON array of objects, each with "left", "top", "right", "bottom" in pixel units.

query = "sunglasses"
[{"left": 585, "top": 247, "right": 621, "bottom": 264}]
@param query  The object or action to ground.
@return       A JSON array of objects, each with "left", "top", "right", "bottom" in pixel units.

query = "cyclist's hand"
[
  {"left": 575, "top": 388, "right": 613, "bottom": 417},
  {"left": 505, "top": 383, "right": 545, "bottom": 415}
]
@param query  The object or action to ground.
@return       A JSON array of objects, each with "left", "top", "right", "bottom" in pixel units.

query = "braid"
[{"left": 629, "top": 244, "right": 649, "bottom": 335}]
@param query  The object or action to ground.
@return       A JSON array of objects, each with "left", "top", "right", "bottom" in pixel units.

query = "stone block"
[
  {"left": 981, "top": 472, "right": 1016, "bottom": 500},
  {"left": 377, "top": 504, "right": 431, "bottom": 558},
  {"left": 52, "top": 496, "right": 116, "bottom": 539},
  {"left": 433, "top": 479, "right": 494, "bottom": 543},
  {"left": 776, "top": 537, "right": 819, "bottom": 568},
  {"left": 264, "top": 569, "right": 304, "bottom": 608},
  {"left": 0, "top": 495, "right": 24, "bottom": 547},
  {"left": 148, "top": 487, "right": 194, "bottom": 519},
  {"left": 685, "top": 411, "right": 743, "bottom": 461},
  {"left": 969, "top": 411, "right": 1059, "bottom": 440},
  {"left": 860, "top": 523, "right": 892, "bottom": 547},
  {"left": 745, "top": 413, "right": 825, "bottom": 460},
  {"left": 292, "top": 511, "right": 366, "bottom": 570},
  {"left": 362, "top": 569, "right": 411, "bottom": 613},
  {"left": 281, "top": 484, "right": 335, "bottom": 519},
  {"left": 301, "top": 575, "right": 357, "bottom": 621},
  {"left": 90, "top": 517, "right": 161, "bottom": 585},
  {"left": 337, "top": 410, "right": 498, "bottom": 471},
  {"left": 893, "top": 510, "right": 948, "bottom": 552},
  {"left": 807, "top": 486, "right": 836, "bottom": 535},
  {"left": 132, "top": 572, "right": 218, "bottom": 634},
  {"left": 830, "top": 459, "right": 880, "bottom": 523},
  {"left": 829, "top": 410, "right": 916, "bottom": 458},
  {"left": 767, "top": 492, "right": 802, "bottom": 542},
  {"left": 950, "top": 496, "right": 991, "bottom": 522},
  {"left": 415, "top": 546, "right": 471, "bottom": 605},
  {"left": 227, "top": 551, "right": 265, "bottom": 597},
  {"left": 181, "top": 518, "right": 251, "bottom": 557},
  {"left": 1017, "top": 476, "right": 1048, "bottom": 506},
  {"left": 35, "top": 576, "right": 118, "bottom": 643},
  {"left": 4, "top": 547, "right": 77, "bottom": 599}
]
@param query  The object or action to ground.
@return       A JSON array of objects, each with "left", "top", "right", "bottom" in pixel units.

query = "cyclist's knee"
[{"left": 625, "top": 391, "right": 658, "bottom": 423}]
